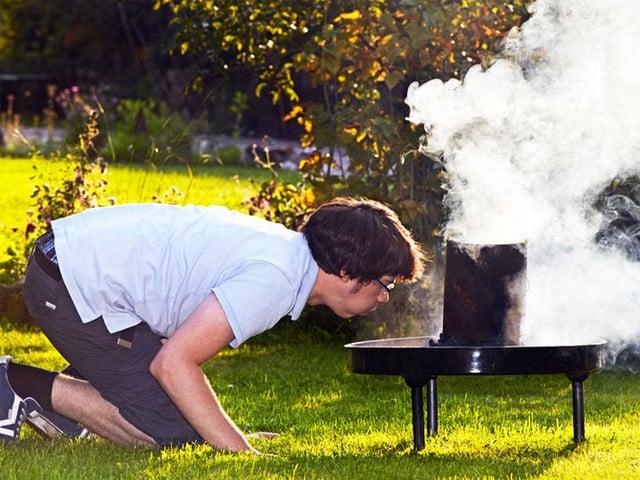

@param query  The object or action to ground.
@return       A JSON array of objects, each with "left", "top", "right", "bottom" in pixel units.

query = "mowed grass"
[
  {"left": 2, "top": 321, "right": 640, "bottom": 479},
  {"left": 2, "top": 156, "right": 640, "bottom": 478},
  {"left": 0, "top": 156, "right": 299, "bottom": 255}
]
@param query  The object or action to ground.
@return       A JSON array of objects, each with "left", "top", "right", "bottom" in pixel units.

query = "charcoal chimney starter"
[{"left": 441, "top": 240, "right": 527, "bottom": 345}]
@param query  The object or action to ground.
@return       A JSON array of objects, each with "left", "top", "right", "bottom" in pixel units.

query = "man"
[{"left": 0, "top": 197, "right": 424, "bottom": 452}]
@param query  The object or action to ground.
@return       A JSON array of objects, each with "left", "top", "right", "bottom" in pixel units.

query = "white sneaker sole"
[{"left": 26, "top": 409, "right": 64, "bottom": 438}]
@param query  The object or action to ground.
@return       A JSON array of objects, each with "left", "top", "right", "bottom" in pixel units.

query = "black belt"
[{"left": 34, "top": 232, "right": 62, "bottom": 282}]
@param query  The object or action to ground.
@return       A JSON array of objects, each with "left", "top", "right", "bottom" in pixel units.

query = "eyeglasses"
[{"left": 375, "top": 278, "right": 395, "bottom": 294}]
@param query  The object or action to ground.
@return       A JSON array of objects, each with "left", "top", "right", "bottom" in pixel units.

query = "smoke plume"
[{"left": 405, "top": 0, "right": 640, "bottom": 356}]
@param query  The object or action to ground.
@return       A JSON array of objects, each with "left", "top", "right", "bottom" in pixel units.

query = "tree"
[
  {"left": 0, "top": 0, "right": 180, "bottom": 116},
  {"left": 157, "top": 0, "right": 531, "bottom": 244}
]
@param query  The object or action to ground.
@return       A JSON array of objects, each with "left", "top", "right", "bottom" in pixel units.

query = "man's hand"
[
  {"left": 150, "top": 293, "right": 254, "bottom": 453},
  {"left": 245, "top": 432, "right": 280, "bottom": 440}
]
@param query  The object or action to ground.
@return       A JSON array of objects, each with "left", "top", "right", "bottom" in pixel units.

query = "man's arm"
[{"left": 149, "top": 293, "right": 257, "bottom": 453}]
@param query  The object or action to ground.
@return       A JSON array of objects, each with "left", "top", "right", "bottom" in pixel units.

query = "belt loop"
[{"left": 116, "top": 326, "right": 136, "bottom": 349}]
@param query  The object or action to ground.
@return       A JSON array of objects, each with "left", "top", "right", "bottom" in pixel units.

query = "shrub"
[
  {"left": 213, "top": 146, "right": 242, "bottom": 166},
  {"left": 0, "top": 108, "right": 113, "bottom": 284},
  {"left": 103, "top": 98, "right": 194, "bottom": 165}
]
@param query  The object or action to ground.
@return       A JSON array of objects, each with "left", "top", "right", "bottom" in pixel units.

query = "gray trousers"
[{"left": 22, "top": 246, "right": 203, "bottom": 446}]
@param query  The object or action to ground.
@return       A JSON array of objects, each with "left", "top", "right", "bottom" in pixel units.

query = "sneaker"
[
  {"left": 23, "top": 397, "right": 64, "bottom": 438},
  {"left": 39, "top": 410, "right": 92, "bottom": 439},
  {"left": 1, "top": 356, "right": 92, "bottom": 441},
  {"left": 0, "top": 355, "right": 27, "bottom": 443},
  {"left": 24, "top": 398, "right": 92, "bottom": 439}
]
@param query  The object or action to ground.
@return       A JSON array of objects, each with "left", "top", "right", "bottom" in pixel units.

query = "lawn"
[
  {"left": 2, "top": 320, "right": 640, "bottom": 479},
  {"left": 1, "top": 156, "right": 640, "bottom": 479},
  {"left": 0, "top": 156, "right": 300, "bottom": 260},
  {"left": 0, "top": 156, "right": 300, "bottom": 232}
]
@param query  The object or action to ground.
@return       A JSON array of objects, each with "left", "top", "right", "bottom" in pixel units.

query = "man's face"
[{"left": 329, "top": 275, "right": 395, "bottom": 319}]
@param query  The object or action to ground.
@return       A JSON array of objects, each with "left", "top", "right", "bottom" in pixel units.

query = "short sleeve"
[{"left": 212, "top": 262, "right": 296, "bottom": 347}]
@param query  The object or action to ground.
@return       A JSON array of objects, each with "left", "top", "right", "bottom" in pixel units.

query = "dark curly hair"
[{"left": 300, "top": 197, "right": 425, "bottom": 282}]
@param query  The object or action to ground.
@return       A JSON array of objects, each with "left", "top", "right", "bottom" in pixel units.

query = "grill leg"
[
  {"left": 426, "top": 376, "right": 438, "bottom": 437},
  {"left": 567, "top": 372, "right": 590, "bottom": 443},
  {"left": 410, "top": 384, "right": 425, "bottom": 450},
  {"left": 404, "top": 376, "right": 438, "bottom": 450},
  {"left": 404, "top": 376, "right": 431, "bottom": 450}
]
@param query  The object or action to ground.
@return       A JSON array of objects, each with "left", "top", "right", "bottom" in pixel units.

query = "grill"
[{"left": 345, "top": 241, "right": 607, "bottom": 450}]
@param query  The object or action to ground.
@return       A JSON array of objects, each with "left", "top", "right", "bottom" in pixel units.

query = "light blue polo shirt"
[{"left": 51, "top": 203, "right": 318, "bottom": 347}]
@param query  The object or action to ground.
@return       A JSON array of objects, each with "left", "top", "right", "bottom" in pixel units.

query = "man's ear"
[
  {"left": 339, "top": 269, "right": 351, "bottom": 282},
  {"left": 340, "top": 270, "right": 365, "bottom": 294}
]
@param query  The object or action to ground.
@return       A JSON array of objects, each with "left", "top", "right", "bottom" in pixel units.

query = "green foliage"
[
  {"left": 213, "top": 146, "right": 242, "bottom": 166},
  {"left": 30, "top": 111, "right": 111, "bottom": 229},
  {"left": 55, "top": 87, "right": 198, "bottom": 167},
  {"left": 157, "top": 0, "right": 532, "bottom": 245},
  {"left": 155, "top": 0, "right": 325, "bottom": 95},
  {"left": 0, "top": 110, "right": 112, "bottom": 282},
  {"left": 0, "top": 0, "right": 175, "bottom": 102},
  {"left": 105, "top": 98, "right": 194, "bottom": 165},
  {"left": 245, "top": 168, "right": 315, "bottom": 230},
  {"left": 244, "top": 138, "right": 317, "bottom": 230},
  {"left": 228, "top": 91, "right": 249, "bottom": 139},
  {"left": 0, "top": 231, "right": 27, "bottom": 284}
]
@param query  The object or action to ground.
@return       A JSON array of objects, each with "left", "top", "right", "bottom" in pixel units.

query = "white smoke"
[{"left": 405, "top": 0, "right": 640, "bottom": 353}]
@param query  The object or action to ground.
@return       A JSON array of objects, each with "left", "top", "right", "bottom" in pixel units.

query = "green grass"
[
  {"left": 0, "top": 156, "right": 300, "bottom": 255},
  {"left": 2, "top": 322, "right": 640, "bottom": 479},
  {"left": 0, "top": 157, "right": 299, "bottom": 226}
]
